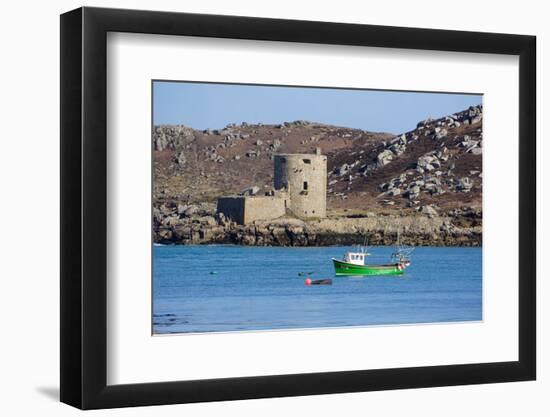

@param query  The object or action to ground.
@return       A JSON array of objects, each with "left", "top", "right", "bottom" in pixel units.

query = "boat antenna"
[{"left": 361, "top": 235, "right": 370, "bottom": 254}]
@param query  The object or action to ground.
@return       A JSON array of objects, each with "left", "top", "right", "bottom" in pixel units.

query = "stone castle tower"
[{"left": 273, "top": 148, "right": 327, "bottom": 218}]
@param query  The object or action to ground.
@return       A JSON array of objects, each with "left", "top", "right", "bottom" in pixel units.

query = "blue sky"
[{"left": 153, "top": 81, "right": 482, "bottom": 134}]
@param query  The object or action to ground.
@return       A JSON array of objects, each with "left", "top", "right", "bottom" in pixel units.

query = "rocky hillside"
[
  {"left": 326, "top": 104, "right": 482, "bottom": 214},
  {"left": 153, "top": 120, "right": 393, "bottom": 206},
  {"left": 153, "top": 105, "right": 482, "bottom": 246}
]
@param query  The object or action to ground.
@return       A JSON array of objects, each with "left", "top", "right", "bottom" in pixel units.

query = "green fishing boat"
[{"left": 332, "top": 236, "right": 413, "bottom": 276}]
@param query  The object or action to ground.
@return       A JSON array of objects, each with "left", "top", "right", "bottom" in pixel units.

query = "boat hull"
[{"left": 332, "top": 259, "right": 405, "bottom": 276}]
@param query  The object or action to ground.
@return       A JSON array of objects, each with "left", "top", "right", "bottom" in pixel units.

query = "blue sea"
[{"left": 153, "top": 245, "right": 482, "bottom": 334}]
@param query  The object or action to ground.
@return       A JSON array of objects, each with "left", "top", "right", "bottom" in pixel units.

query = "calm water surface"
[{"left": 153, "top": 245, "right": 482, "bottom": 334}]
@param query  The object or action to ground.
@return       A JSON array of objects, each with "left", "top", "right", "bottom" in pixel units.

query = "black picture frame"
[{"left": 60, "top": 6, "right": 536, "bottom": 410}]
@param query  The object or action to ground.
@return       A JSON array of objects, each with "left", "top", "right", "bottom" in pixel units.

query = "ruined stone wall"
[
  {"left": 217, "top": 197, "right": 246, "bottom": 224},
  {"left": 243, "top": 196, "right": 286, "bottom": 224},
  {"left": 274, "top": 153, "right": 327, "bottom": 218},
  {"left": 217, "top": 195, "right": 286, "bottom": 224}
]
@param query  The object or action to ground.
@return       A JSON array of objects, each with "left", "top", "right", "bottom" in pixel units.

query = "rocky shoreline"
[{"left": 154, "top": 202, "right": 482, "bottom": 247}]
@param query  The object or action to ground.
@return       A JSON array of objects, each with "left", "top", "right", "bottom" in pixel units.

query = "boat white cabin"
[{"left": 342, "top": 251, "right": 369, "bottom": 266}]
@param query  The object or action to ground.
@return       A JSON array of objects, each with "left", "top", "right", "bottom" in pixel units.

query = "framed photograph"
[{"left": 60, "top": 6, "right": 536, "bottom": 409}]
